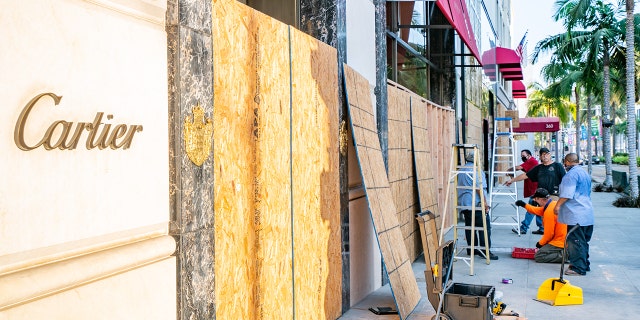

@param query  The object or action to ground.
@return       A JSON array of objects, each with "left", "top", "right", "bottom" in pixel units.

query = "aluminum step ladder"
[
  {"left": 439, "top": 144, "right": 490, "bottom": 275},
  {"left": 488, "top": 117, "right": 522, "bottom": 234}
]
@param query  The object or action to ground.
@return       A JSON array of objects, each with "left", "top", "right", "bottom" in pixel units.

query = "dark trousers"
[
  {"left": 566, "top": 224, "right": 593, "bottom": 274},
  {"left": 462, "top": 209, "right": 491, "bottom": 249}
]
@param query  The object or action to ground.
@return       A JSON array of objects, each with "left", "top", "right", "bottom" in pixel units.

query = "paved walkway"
[{"left": 340, "top": 166, "right": 640, "bottom": 319}]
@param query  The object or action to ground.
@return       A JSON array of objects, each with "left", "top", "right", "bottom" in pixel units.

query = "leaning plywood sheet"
[
  {"left": 387, "top": 83, "right": 420, "bottom": 261},
  {"left": 290, "top": 27, "right": 342, "bottom": 320},
  {"left": 213, "top": 1, "right": 293, "bottom": 318},
  {"left": 344, "top": 65, "right": 420, "bottom": 319},
  {"left": 426, "top": 103, "right": 443, "bottom": 235},
  {"left": 409, "top": 97, "right": 438, "bottom": 219},
  {"left": 409, "top": 96, "right": 439, "bottom": 264},
  {"left": 441, "top": 109, "right": 455, "bottom": 230}
]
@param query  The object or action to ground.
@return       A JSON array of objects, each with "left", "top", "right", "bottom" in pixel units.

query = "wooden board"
[
  {"left": 409, "top": 97, "right": 438, "bottom": 218},
  {"left": 213, "top": 2, "right": 293, "bottom": 318},
  {"left": 290, "top": 27, "right": 342, "bottom": 320},
  {"left": 213, "top": 1, "right": 341, "bottom": 319},
  {"left": 344, "top": 65, "right": 420, "bottom": 319},
  {"left": 387, "top": 84, "right": 420, "bottom": 261}
]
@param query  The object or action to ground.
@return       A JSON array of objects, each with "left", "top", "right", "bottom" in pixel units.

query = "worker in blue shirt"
[
  {"left": 458, "top": 152, "right": 498, "bottom": 260},
  {"left": 554, "top": 153, "right": 594, "bottom": 276}
]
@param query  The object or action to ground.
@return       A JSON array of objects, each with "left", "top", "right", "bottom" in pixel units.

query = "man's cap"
[
  {"left": 539, "top": 147, "right": 550, "bottom": 155},
  {"left": 533, "top": 188, "right": 549, "bottom": 198},
  {"left": 464, "top": 152, "right": 474, "bottom": 162}
]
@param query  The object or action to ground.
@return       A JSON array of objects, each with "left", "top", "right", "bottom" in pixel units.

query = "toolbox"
[
  {"left": 443, "top": 283, "right": 495, "bottom": 320},
  {"left": 424, "top": 240, "right": 497, "bottom": 320},
  {"left": 512, "top": 247, "right": 537, "bottom": 259}
]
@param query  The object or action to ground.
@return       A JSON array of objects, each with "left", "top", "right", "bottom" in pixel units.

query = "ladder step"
[
  {"left": 495, "top": 117, "right": 512, "bottom": 121},
  {"left": 456, "top": 206, "right": 483, "bottom": 210},
  {"left": 452, "top": 144, "right": 478, "bottom": 148},
  {"left": 492, "top": 171, "right": 515, "bottom": 175},
  {"left": 496, "top": 132, "right": 512, "bottom": 136},
  {"left": 455, "top": 226, "right": 488, "bottom": 231}
]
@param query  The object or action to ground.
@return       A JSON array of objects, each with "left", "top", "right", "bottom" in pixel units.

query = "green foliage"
[
  {"left": 612, "top": 195, "right": 640, "bottom": 208},
  {"left": 612, "top": 155, "right": 629, "bottom": 164},
  {"left": 594, "top": 183, "right": 614, "bottom": 192}
]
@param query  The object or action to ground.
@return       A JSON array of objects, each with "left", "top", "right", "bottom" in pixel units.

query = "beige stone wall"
[{"left": 0, "top": 0, "right": 174, "bottom": 317}]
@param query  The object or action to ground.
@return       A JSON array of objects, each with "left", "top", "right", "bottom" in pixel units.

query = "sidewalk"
[{"left": 340, "top": 170, "right": 640, "bottom": 320}]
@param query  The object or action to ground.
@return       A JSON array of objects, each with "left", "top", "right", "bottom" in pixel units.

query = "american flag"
[{"left": 515, "top": 31, "right": 528, "bottom": 62}]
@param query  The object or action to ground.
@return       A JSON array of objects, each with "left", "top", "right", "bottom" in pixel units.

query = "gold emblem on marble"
[{"left": 183, "top": 104, "right": 213, "bottom": 166}]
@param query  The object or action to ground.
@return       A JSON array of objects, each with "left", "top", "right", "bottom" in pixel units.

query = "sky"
[
  {"left": 511, "top": 0, "right": 565, "bottom": 87},
  {"left": 510, "top": 0, "right": 566, "bottom": 113}
]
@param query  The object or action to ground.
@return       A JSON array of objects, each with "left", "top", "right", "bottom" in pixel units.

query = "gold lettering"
[
  {"left": 42, "top": 120, "right": 73, "bottom": 150},
  {"left": 119, "top": 125, "right": 143, "bottom": 149},
  {"left": 86, "top": 112, "right": 104, "bottom": 150},
  {"left": 15, "top": 93, "right": 143, "bottom": 151},
  {"left": 61, "top": 122, "right": 91, "bottom": 150},
  {"left": 95, "top": 115, "right": 114, "bottom": 150},
  {"left": 107, "top": 124, "right": 128, "bottom": 149},
  {"left": 14, "top": 93, "right": 62, "bottom": 151}
]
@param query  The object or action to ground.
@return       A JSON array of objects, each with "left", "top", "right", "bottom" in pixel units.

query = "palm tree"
[
  {"left": 625, "top": 0, "right": 638, "bottom": 198},
  {"left": 551, "top": 0, "right": 627, "bottom": 186},
  {"left": 540, "top": 58, "right": 587, "bottom": 161},
  {"left": 527, "top": 83, "right": 574, "bottom": 123},
  {"left": 526, "top": 83, "right": 575, "bottom": 154}
]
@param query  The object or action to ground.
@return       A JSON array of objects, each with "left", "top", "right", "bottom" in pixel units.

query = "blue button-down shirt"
[
  {"left": 558, "top": 165, "right": 594, "bottom": 226},
  {"left": 457, "top": 162, "right": 487, "bottom": 208}
]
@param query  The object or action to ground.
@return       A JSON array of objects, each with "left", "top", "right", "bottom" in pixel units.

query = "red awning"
[
  {"left": 512, "top": 80, "right": 527, "bottom": 99},
  {"left": 436, "top": 0, "right": 482, "bottom": 65},
  {"left": 481, "top": 47, "right": 523, "bottom": 81},
  {"left": 513, "top": 117, "right": 560, "bottom": 132}
]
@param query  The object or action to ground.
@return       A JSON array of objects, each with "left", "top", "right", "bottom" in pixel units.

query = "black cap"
[
  {"left": 533, "top": 188, "right": 549, "bottom": 198},
  {"left": 539, "top": 147, "right": 550, "bottom": 155}
]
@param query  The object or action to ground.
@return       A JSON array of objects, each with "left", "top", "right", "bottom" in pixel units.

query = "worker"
[
  {"left": 515, "top": 188, "right": 567, "bottom": 263},
  {"left": 508, "top": 149, "right": 541, "bottom": 235},
  {"left": 458, "top": 152, "right": 498, "bottom": 260}
]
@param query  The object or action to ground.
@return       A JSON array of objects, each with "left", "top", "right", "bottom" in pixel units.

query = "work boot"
[{"left": 512, "top": 226, "right": 526, "bottom": 234}]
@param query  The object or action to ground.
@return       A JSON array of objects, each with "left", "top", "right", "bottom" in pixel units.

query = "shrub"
[
  {"left": 613, "top": 195, "right": 638, "bottom": 207},
  {"left": 612, "top": 155, "right": 629, "bottom": 165},
  {"left": 594, "top": 183, "right": 614, "bottom": 192},
  {"left": 614, "top": 152, "right": 629, "bottom": 157}
]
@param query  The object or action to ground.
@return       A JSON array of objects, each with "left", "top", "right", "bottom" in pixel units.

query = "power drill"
[{"left": 492, "top": 301, "right": 506, "bottom": 315}]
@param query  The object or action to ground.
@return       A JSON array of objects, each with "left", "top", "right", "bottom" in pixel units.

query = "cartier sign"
[{"left": 14, "top": 93, "right": 143, "bottom": 151}]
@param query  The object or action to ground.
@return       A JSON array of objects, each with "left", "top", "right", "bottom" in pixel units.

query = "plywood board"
[
  {"left": 212, "top": 2, "right": 261, "bottom": 318},
  {"left": 290, "top": 27, "right": 342, "bottom": 320},
  {"left": 344, "top": 65, "right": 420, "bottom": 319},
  {"left": 387, "top": 84, "right": 420, "bottom": 261},
  {"left": 410, "top": 97, "right": 438, "bottom": 218},
  {"left": 213, "top": 1, "right": 294, "bottom": 318}
]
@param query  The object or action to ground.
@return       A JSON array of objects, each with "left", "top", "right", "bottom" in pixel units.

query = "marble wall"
[{"left": 166, "top": 0, "right": 215, "bottom": 318}]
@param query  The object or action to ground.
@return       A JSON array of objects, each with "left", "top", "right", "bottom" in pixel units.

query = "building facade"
[{"left": 1, "top": 0, "right": 522, "bottom": 319}]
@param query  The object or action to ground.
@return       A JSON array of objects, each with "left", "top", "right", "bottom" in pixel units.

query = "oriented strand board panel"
[
  {"left": 410, "top": 97, "right": 438, "bottom": 219},
  {"left": 344, "top": 64, "right": 420, "bottom": 319},
  {"left": 290, "top": 28, "right": 342, "bottom": 320},
  {"left": 387, "top": 83, "right": 421, "bottom": 262},
  {"left": 213, "top": 1, "right": 292, "bottom": 318},
  {"left": 426, "top": 104, "right": 443, "bottom": 235}
]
